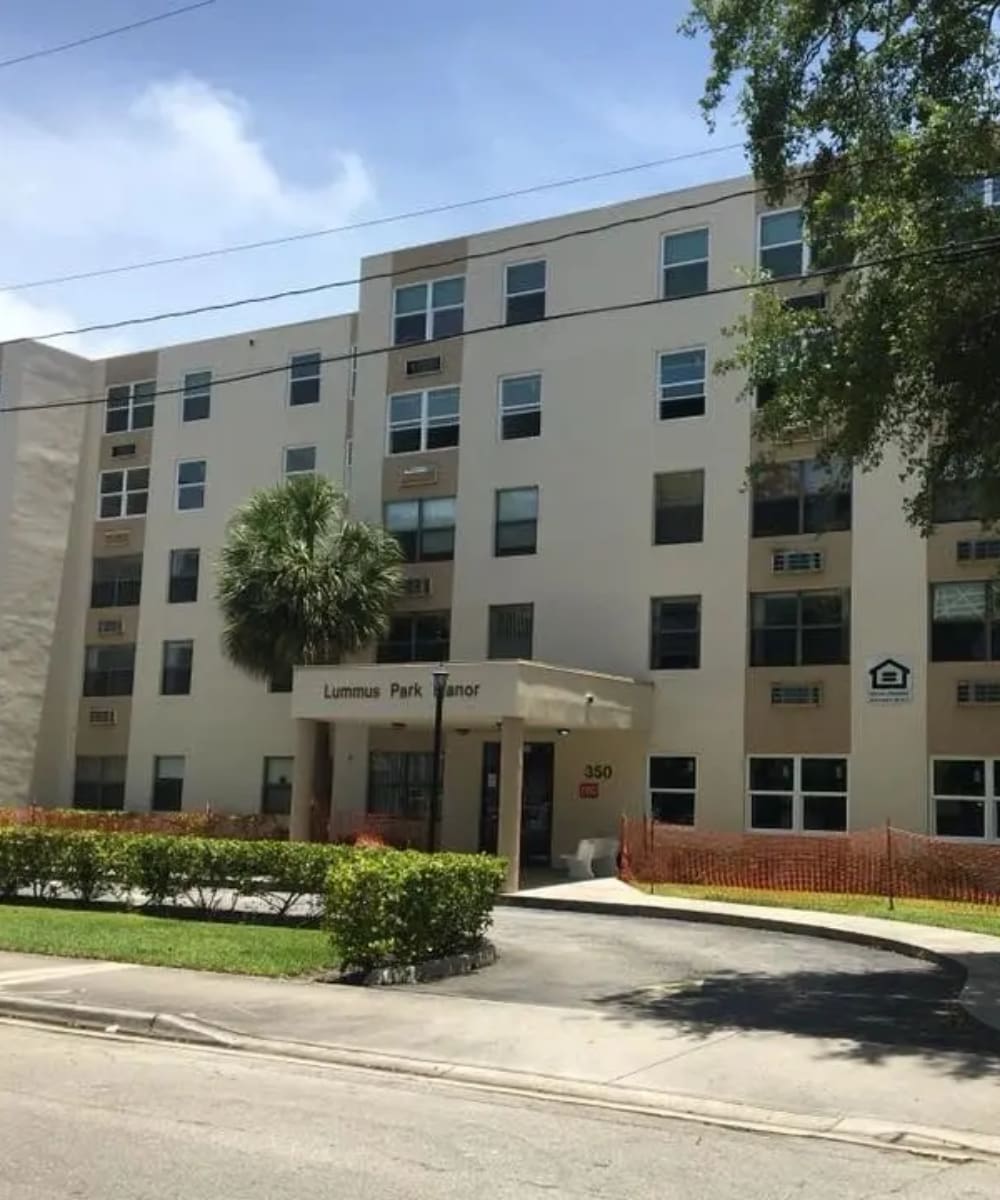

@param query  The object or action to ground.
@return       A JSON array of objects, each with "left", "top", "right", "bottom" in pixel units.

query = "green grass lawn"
[
  {"left": 636, "top": 883, "right": 1000, "bottom": 938},
  {"left": 0, "top": 905, "right": 334, "bottom": 977}
]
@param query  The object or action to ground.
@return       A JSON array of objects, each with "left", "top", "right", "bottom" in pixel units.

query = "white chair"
[{"left": 560, "top": 837, "right": 619, "bottom": 880}]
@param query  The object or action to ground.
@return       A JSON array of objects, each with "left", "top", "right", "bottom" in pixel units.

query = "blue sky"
[{"left": 0, "top": 0, "right": 748, "bottom": 356}]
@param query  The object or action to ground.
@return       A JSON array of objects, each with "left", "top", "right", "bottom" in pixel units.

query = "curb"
[{"left": 2, "top": 998, "right": 998, "bottom": 1163}]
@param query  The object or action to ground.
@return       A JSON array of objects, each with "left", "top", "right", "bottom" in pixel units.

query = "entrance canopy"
[{"left": 292, "top": 660, "right": 652, "bottom": 731}]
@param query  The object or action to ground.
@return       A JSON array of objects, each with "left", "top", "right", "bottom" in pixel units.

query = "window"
[
  {"left": 98, "top": 467, "right": 149, "bottom": 520},
  {"left": 650, "top": 597, "right": 701, "bottom": 669},
  {"left": 83, "top": 644, "right": 135, "bottom": 697},
  {"left": 73, "top": 756, "right": 126, "bottom": 811},
  {"left": 750, "top": 590, "right": 849, "bottom": 666},
  {"left": 384, "top": 496, "right": 456, "bottom": 562},
  {"left": 284, "top": 445, "right": 317, "bottom": 478},
  {"left": 261, "top": 756, "right": 293, "bottom": 816},
  {"left": 495, "top": 487, "right": 539, "bottom": 557},
  {"left": 654, "top": 470, "right": 704, "bottom": 545},
  {"left": 90, "top": 555, "right": 142, "bottom": 608},
  {"left": 499, "top": 374, "right": 541, "bottom": 440},
  {"left": 161, "top": 639, "right": 193, "bottom": 695},
  {"left": 505, "top": 260, "right": 546, "bottom": 324},
  {"left": 289, "top": 353, "right": 321, "bottom": 406},
  {"left": 387, "top": 387, "right": 460, "bottom": 454},
  {"left": 393, "top": 277, "right": 465, "bottom": 345},
  {"left": 752, "top": 459, "right": 852, "bottom": 536},
  {"left": 368, "top": 751, "right": 433, "bottom": 818},
  {"left": 649, "top": 756, "right": 696, "bottom": 825},
  {"left": 105, "top": 381, "right": 155, "bottom": 434},
  {"left": 932, "top": 759, "right": 1000, "bottom": 839},
  {"left": 488, "top": 603, "right": 534, "bottom": 659},
  {"left": 931, "top": 479, "right": 987, "bottom": 524},
  {"left": 182, "top": 371, "right": 211, "bottom": 422},
  {"left": 662, "top": 229, "right": 709, "bottom": 298},
  {"left": 759, "top": 209, "right": 806, "bottom": 277},
  {"left": 658, "top": 349, "right": 706, "bottom": 419},
  {"left": 377, "top": 612, "right": 450, "bottom": 663},
  {"left": 152, "top": 756, "right": 185, "bottom": 812},
  {"left": 168, "top": 549, "right": 199, "bottom": 603},
  {"left": 176, "top": 459, "right": 206, "bottom": 511},
  {"left": 748, "top": 756, "right": 848, "bottom": 831},
  {"left": 268, "top": 664, "right": 293, "bottom": 693},
  {"left": 931, "top": 581, "right": 1000, "bottom": 662}
]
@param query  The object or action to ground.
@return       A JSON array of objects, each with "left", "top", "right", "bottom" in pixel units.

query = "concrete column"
[
  {"left": 498, "top": 717, "right": 524, "bottom": 893},
  {"left": 289, "top": 719, "right": 314, "bottom": 841}
]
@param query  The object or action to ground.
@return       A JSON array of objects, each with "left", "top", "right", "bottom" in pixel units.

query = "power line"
[
  {"left": 0, "top": 1, "right": 217, "bottom": 70},
  {"left": 0, "top": 143, "right": 753, "bottom": 296},
  {"left": 4, "top": 231, "right": 999, "bottom": 419}
]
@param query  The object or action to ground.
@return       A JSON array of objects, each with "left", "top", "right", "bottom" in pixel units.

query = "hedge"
[
  {"left": 0, "top": 808, "right": 282, "bottom": 839},
  {"left": 326, "top": 850, "right": 506, "bottom": 971}
]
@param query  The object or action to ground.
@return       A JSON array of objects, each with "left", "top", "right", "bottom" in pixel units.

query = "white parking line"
[{"left": 0, "top": 962, "right": 137, "bottom": 989}]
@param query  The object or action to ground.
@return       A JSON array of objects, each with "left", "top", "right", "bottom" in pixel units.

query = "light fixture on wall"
[
  {"left": 557, "top": 728, "right": 570, "bottom": 737},
  {"left": 455, "top": 727, "right": 470, "bottom": 736},
  {"left": 391, "top": 721, "right": 406, "bottom": 729}
]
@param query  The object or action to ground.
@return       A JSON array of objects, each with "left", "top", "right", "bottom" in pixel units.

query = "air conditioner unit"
[
  {"left": 399, "top": 464, "right": 438, "bottom": 487},
  {"left": 97, "top": 618, "right": 124, "bottom": 636},
  {"left": 88, "top": 708, "right": 118, "bottom": 727},
  {"left": 401, "top": 576, "right": 432, "bottom": 598},
  {"left": 103, "top": 530, "right": 130, "bottom": 547},
  {"left": 771, "top": 549, "right": 824, "bottom": 574},
  {"left": 110, "top": 442, "right": 137, "bottom": 459},
  {"left": 957, "top": 539, "right": 1000, "bottom": 562},
  {"left": 405, "top": 355, "right": 442, "bottom": 378},
  {"left": 770, "top": 683, "right": 823, "bottom": 707},
  {"left": 957, "top": 680, "right": 1000, "bottom": 706}
]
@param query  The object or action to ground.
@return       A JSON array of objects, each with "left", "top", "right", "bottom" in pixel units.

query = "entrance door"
[{"left": 478, "top": 741, "right": 554, "bottom": 866}]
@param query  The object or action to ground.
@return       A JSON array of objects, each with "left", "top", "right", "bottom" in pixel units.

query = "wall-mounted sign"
[
  {"left": 322, "top": 681, "right": 482, "bottom": 701},
  {"left": 579, "top": 782, "right": 599, "bottom": 799},
  {"left": 865, "top": 656, "right": 914, "bottom": 703}
]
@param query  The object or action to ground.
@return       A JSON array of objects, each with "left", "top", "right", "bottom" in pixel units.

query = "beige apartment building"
[{"left": 2, "top": 172, "right": 999, "bottom": 877}]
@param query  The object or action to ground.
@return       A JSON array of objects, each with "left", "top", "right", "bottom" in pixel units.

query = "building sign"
[
  {"left": 579, "top": 782, "right": 599, "bottom": 799},
  {"left": 322, "top": 681, "right": 482, "bottom": 701},
  {"left": 865, "top": 656, "right": 914, "bottom": 703}
]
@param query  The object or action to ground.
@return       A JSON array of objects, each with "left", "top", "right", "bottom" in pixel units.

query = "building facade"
[{"left": 3, "top": 173, "right": 999, "bottom": 866}]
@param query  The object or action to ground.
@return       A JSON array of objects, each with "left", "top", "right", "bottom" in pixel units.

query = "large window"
[
  {"left": 261, "top": 757, "right": 293, "bottom": 815},
  {"left": 931, "top": 581, "right": 1000, "bottom": 661},
  {"left": 152, "top": 756, "right": 185, "bottom": 812},
  {"left": 90, "top": 555, "right": 142, "bottom": 608},
  {"left": 649, "top": 756, "right": 696, "bottom": 825},
  {"left": 83, "top": 644, "right": 135, "bottom": 697},
  {"left": 650, "top": 596, "right": 701, "bottom": 669},
  {"left": 167, "top": 548, "right": 199, "bottom": 603},
  {"left": 176, "top": 459, "right": 206, "bottom": 511},
  {"left": 661, "top": 229, "right": 709, "bottom": 298},
  {"left": 377, "top": 612, "right": 450, "bottom": 663},
  {"left": 384, "top": 497, "right": 456, "bottom": 562},
  {"left": 759, "top": 209, "right": 806, "bottom": 277},
  {"left": 368, "top": 751, "right": 433, "bottom": 818},
  {"left": 387, "top": 387, "right": 460, "bottom": 454},
  {"left": 283, "top": 445, "right": 316, "bottom": 478},
  {"left": 488, "top": 603, "right": 534, "bottom": 659},
  {"left": 495, "top": 487, "right": 539, "bottom": 557},
  {"left": 505, "top": 260, "right": 546, "bottom": 325},
  {"left": 161, "top": 640, "right": 193, "bottom": 695},
  {"left": 933, "top": 759, "right": 1000, "bottom": 840},
  {"left": 289, "top": 353, "right": 321, "bottom": 406},
  {"left": 748, "top": 756, "right": 848, "bottom": 831},
  {"left": 498, "top": 374, "right": 541, "bottom": 440},
  {"left": 752, "top": 459, "right": 852, "bottom": 536},
  {"left": 73, "top": 756, "right": 126, "bottom": 811},
  {"left": 750, "top": 590, "right": 849, "bottom": 666},
  {"left": 105, "top": 381, "right": 155, "bottom": 434},
  {"left": 98, "top": 467, "right": 149, "bottom": 520},
  {"left": 393, "top": 277, "right": 465, "bottom": 345},
  {"left": 654, "top": 470, "right": 704, "bottom": 545},
  {"left": 932, "top": 479, "right": 989, "bottom": 524},
  {"left": 658, "top": 349, "right": 706, "bottom": 420},
  {"left": 182, "top": 371, "right": 211, "bottom": 422}
]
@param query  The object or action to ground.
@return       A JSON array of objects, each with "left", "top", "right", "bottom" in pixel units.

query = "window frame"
[
  {"left": 392, "top": 276, "right": 466, "bottom": 345},
  {"left": 181, "top": 370, "right": 212, "bottom": 423},
  {"left": 283, "top": 444, "right": 318, "bottom": 479},
  {"left": 167, "top": 548, "right": 199, "bottom": 604},
  {"left": 175, "top": 458, "right": 207, "bottom": 512},
  {"left": 152, "top": 755, "right": 185, "bottom": 813},
  {"left": 497, "top": 372, "right": 542, "bottom": 441},
  {"left": 385, "top": 387, "right": 460, "bottom": 455},
  {"left": 653, "top": 469, "right": 705, "bottom": 545},
  {"left": 749, "top": 589, "right": 850, "bottom": 667},
  {"left": 82, "top": 643, "right": 136, "bottom": 697},
  {"left": 90, "top": 555, "right": 143, "bottom": 608},
  {"left": 758, "top": 206, "right": 809, "bottom": 278},
  {"left": 105, "top": 380, "right": 156, "bottom": 434},
  {"left": 648, "top": 754, "right": 698, "bottom": 825},
  {"left": 494, "top": 486, "right": 539, "bottom": 558},
  {"left": 288, "top": 351, "right": 322, "bottom": 407},
  {"left": 649, "top": 595, "right": 702, "bottom": 670},
  {"left": 930, "top": 756, "right": 1000, "bottom": 841},
  {"left": 660, "top": 227, "right": 710, "bottom": 299},
  {"left": 97, "top": 466, "right": 149, "bottom": 520},
  {"left": 73, "top": 755, "right": 126, "bottom": 811},
  {"left": 930, "top": 580, "right": 1000, "bottom": 662},
  {"left": 160, "top": 639, "right": 194, "bottom": 696},
  {"left": 261, "top": 756, "right": 294, "bottom": 816},
  {"left": 746, "top": 754, "right": 849, "bottom": 834},
  {"left": 504, "top": 259, "right": 547, "bottom": 325},
  {"left": 751, "top": 458, "right": 853, "bottom": 537},
  {"left": 488, "top": 602, "right": 535, "bottom": 660},
  {"left": 376, "top": 611, "right": 451, "bottom": 664},
  {"left": 384, "top": 496, "right": 457, "bottom": 563},
  {"left": 367, "top": 750, "right": 434, "bottom": 819},
  {"left": 656, "top": 347, "right": 707, "bottom": 421}
]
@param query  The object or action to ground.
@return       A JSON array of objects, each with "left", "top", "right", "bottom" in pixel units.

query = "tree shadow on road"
[{"left": 592, "top": 956, "right": 1000, "bottom": 1080}]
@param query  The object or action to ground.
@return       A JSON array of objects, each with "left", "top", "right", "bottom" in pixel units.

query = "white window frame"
[
  {"left": 392, "top": 276, "right": 465, "bottom": 344},
  {"left": 152, "top": 755, "right": 185, "bottom": 812},
  {"left": 497, "top": 372, "right": 542, "bottom": 441},
  {"left": 105, "top": 380, "right": 156, "bottom": 434},
  {"left": 929, "top": 756, "right": 1000, "bottom": 842},
  {"left": 656, "top": 346, "right": 707, "bottom": 420},
  {"left": 647, "top": 754, "right": 698, "bottom": 825},
  {"left": 758, "top": 207, "right": 810, "bottom": 277},
  {"left": 745, "top": 754, "right": 848, "bottom": 834},
  {"left": 503, "top": 259, "right": 547, "bottom": 321},
  {"left": 386, "top": 387, "right": 460, "bottom": 455},
  {"left": 660, "top": 227, "right": 710, "bottom": 298},
  {"left": 181, "top": 370, "right": 212, "bottom": 423},
  {"left": 175, "top": 458, "right": 207, "bottom": 513},
  {"left": 283, "top": 444, "right": 317, "bottom": 479},
  {"left": 287, "top": 351, "right": 322, "bottom": 407},
  {"left": 97, "top": 467, "right": 149, "bottom": 520}
]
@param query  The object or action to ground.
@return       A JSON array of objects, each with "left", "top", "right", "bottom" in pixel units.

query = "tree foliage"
[{"left": 684, "top": 1, "right": 1000, "bottom": 527}]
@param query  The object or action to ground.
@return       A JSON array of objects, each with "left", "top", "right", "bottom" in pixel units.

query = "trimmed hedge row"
[{"left": 0, "top": 808, "right": 282, "bottom": 839}]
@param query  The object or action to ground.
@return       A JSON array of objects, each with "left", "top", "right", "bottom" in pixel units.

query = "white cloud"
[{"left": 0, "top": 292, "right": 128, "bottom": 358}]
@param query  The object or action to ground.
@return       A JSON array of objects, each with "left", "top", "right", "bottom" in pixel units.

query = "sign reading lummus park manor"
[{"left": 323, "top": 680, "right": 482, "bottom": 701}]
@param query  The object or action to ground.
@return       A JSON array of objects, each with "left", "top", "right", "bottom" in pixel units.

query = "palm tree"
[{"left": 217, "top": 476, "right": 402, "bottom": 839}]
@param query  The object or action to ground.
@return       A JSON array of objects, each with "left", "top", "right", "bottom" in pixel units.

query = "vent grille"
[
  {"left": 957, "top": 539, "right": 1000, "bottom": 562},
  {"left": 770, "top": 683, "right": 823, "bottom": 706},
  {"left": 96, "top": 618, "right": 124, "bottom": 636},
  {"left": 401, "top": 576, "right": 432, "bottom": 597},
  {"left": 771, "top": 549, "right": 824, "bottom": 574},
  {"left": 102, "top": 530, "right": 130, "bottom": 547},
  {"left": 87, "top": 707, "right": 118, "bottom": 727},
  {"left": 405, "top": 355, "right": 442, "bottom": 378},
  {"left": 957, "top": 680, "right": 1000, "bottom": 705},
  {"left": 110, "top": 442, "right": 137, "bottom": 459}
]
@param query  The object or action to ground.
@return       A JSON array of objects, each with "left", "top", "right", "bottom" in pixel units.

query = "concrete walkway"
[{"left": 502, "top": 877, "right": 1000, "bottom": 1035}]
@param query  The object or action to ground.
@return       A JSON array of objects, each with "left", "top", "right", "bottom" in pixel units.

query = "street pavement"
[{"left": 3, "top": 1022, "right": 999, "bottom": 1199}]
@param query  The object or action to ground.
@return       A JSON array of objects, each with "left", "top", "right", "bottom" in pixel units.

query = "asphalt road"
[{"left": 2, "top": 1022, "right": 998, "bottom": 1200}]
